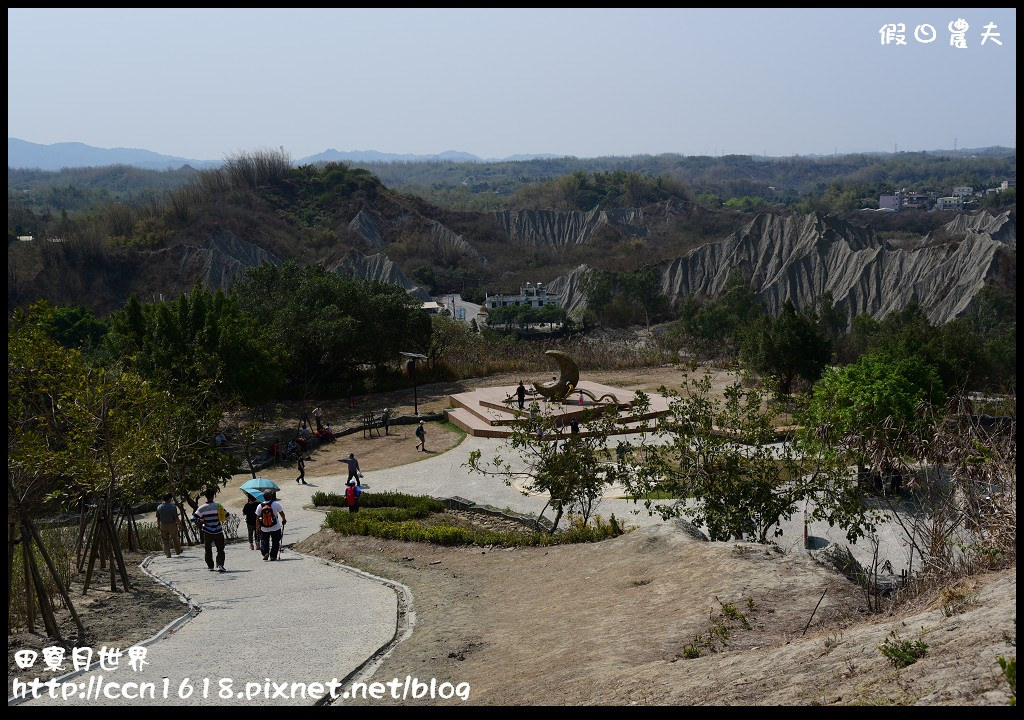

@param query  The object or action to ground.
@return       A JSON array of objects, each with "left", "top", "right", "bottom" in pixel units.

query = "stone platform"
[{"left": 446, "top": 380, "right": 671, "bottom": 438}]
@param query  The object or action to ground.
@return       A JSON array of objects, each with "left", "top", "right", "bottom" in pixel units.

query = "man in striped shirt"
[{"left": 192, "top": 488, "right": 230, "bottom": 573}]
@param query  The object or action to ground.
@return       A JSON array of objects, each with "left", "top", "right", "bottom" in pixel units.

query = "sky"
[{"left": 7, "top": 8, "right": 1017, "bottom": 162}]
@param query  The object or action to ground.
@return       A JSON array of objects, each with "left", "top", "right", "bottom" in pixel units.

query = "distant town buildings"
[
  {"left": 485, "top": 282, "right": 561, "bottom": 310},
  {"left": 878, "top": 179, "right": 1013, "bottom": 211}
]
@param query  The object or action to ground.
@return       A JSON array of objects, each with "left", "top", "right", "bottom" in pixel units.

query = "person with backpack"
[
  {"left": 415, "top": 420, "right": 426, "bottom": 452},
  {"left": 258, "top": 490, "right": 287, "bottom": 561},
  {"left": 345, "top": 481, "right": 362, "bottom": 513},
  {"left": 192, "top": 488, "right": 230, "bottom": 573}
]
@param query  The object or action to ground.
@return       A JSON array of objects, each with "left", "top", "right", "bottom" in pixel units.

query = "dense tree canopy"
[
  {"left": 800, "top": 351, "right": 946, "bottom": 475},
  {"left": 742, "top": 299, "right": 832, "bottom": 395},
  {"left": 232, "top": 261, "right": 432, "bottom": 397},
  {"left": 103, "top": 283, "right": 283, "bottom": 406}
]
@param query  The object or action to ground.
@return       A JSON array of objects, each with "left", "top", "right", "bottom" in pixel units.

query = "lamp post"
[{"left": 399, "top": 352, "right": 428, "bottom": 416}]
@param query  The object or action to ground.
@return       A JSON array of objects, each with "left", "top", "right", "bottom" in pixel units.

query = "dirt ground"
[
  {"left": 296, "top": 528, "right": 1016, "bottom": 706},
  {"left": 7, "top": 552, "right": 190, "bottom": 690}
]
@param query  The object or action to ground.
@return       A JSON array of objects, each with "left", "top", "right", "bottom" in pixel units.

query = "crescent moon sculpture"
[{"left": 533, "top": 350, "right": 579, "bottom": 402}]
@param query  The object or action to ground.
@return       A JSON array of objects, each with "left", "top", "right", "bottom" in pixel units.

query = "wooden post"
[
  {"left": 77, "top": 506, "right": 98, "bottom": 572},
  {"left": 75, "top": 503, "right": 88, "bottom": 570},
  {"left": 26, "top": 518, "right": 85, "bottom": 638},
  {"left": 22, "top": 539, "right": 35, "bottom": 633},
  {"left": 25, "top": 536, "right": 61, "bottom": 640},
  {"left": 7, "top": 522, "right": 17, "bottom": 617},
  {"left": 105, "top": 514, "right": 131, "bottom": 591},
  {"left": 82, "top": 511, "right": 102, "bottom": 594},
  {"left": 99, "top": 515, "right": 117, "bottom": 592}
]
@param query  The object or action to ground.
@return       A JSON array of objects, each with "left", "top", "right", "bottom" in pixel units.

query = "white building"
[
  {"left": 952, "top": 186, "right": 973, "bottom": 198},
  {"left": 935, "top": 196, "right": 964, "bottom": 211},
  {"left": 879, "top": 191, "right": 903, "bottom": 211},
  {"left": 485, "top": 282, "right": 561, "bottom": 310}
]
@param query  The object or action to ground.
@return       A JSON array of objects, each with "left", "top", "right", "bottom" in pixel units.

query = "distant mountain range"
[
  {"left": 298, "top": 148, "right": 565, "bottom": 164},
  {"left": 7, "top": 138, "right": 222, "bottom": 171},
  {"left": 6, "top": 138, "right": 566, "bottom": 171},
  {"left": 8, "top": 137, "right": 1013, "bottom": 172}
]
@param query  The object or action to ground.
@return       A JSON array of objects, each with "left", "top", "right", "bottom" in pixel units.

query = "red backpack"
[
  {"left": 260, "top": 502, "right": 276, "bottom": 528},
  {"left": 345, "top": 484, "right": 358, "bottom": 506}
]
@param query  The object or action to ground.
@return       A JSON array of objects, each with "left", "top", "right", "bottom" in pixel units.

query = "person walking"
[
  {"left": 345, "top": 481, "right": 362, "bottom": 513},
  {"left": 415, "top": 420, "right": 426, "bottom": 452},
  {"left": 242, "top": 493, "right": 260, "bottom": 550},
  {"left": 295, "top": 455, "right": 308, "bottom": 485},
  {"left": 155, "top": 493, "right": 182, "bottom": 558},
  {"left": 258, "top": 490, "right": 287, "bottom": 561},
  {"left": 516, "top": 381, "right": 527, "bottom": 411},
  {"left": 339, "top": 452, "right": 362, "bottom": 487},
  {"left": 192, "top": 488, "right": 229, "bottom": 572}
]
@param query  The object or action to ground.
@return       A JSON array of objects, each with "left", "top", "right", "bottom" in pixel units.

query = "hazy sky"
[{"left": 7, "top": 8, "right": 1017, "bottom": 161}]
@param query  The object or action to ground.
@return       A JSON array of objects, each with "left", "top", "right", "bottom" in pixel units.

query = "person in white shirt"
[{"left": 257, "top": 491, "right": 287, "bottom": 561}]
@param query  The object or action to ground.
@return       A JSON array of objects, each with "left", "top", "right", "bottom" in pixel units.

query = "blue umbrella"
[
  {"left": 244, "top": 489, "right": 266, "bottom": 503},
  {"left": 241, "top": 477, "right": 281, "bottom": 492}
]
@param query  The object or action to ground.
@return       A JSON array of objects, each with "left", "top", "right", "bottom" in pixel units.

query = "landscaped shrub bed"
[
  {"left": 319, "top": 492, "right": 627, "bottom": 547},
  {"left": 312, "top": 491, "right": 445, "bottom": 514}
]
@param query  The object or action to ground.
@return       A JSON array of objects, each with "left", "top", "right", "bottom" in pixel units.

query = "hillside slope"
[{"left": 551, "top": 210, "right": 1016, "bottom": 326}]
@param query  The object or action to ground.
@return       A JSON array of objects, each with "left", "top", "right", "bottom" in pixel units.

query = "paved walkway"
[
  {"left": 18, "top": 480, "right": 400, "bottom": 707},
  {"left": 324, "top": 432, "right": 916, "bottom": 573}
]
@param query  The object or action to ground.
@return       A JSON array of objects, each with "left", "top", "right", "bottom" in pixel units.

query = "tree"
[
  {"left": 680, "top": 268, "right": 766, "bottom": 356},
  {"left": 103, "top": 284, "right": 283, "bottom": 406},
  {"left": 8, "top": 305, "right": 88, "bottom": 638},
  {"left": 623, "top": 372, "right": 803, "bottom": 542},
  {"left": 539, "top": 304, "right": 567, "bottom": 328},
  {"left": 815, "top": 291, "right": 847, "bottom": 351},
  {"left": 581, "top": 269, "right": 614, "bottom": 326},
  {"left": 742, "top": 299, "right": 832, "bottom": 395},
  {"left": 233, "top": 262, "right": 430, "bottom": 404},
  {"left": 46, "top": 302, "right": 108, "bottom": 350},
  {"left": 10, "top": 301, "right": 170, "bottom": 598},
  {"left": 466, "top": 399, "right": 634, "bottom": 532},
  {"left": 621, "top": 267, "right": 669, "bottom": 330},
  {"left": 419, "top": 313, "right": 474, "bottom": 372},
  {"left": 800, "top": 351, "right": 945, "bottom": 478},
  {"left": 149, "top": 389, "right": 236, "bottom": 541},
  {"left": 622, "top": 371, "right": 874, "bottom": 544}
]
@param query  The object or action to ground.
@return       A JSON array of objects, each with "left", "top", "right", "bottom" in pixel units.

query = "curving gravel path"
[{"left": 16, "top": 480, "right": 400, "bottom": 707}]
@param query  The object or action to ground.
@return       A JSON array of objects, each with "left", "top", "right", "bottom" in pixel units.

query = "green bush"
[
  {"left": 321, "top": 496, "right": 628, "bottom": 548},
  {"left": 878, "top": 629, "right": 928, "bottom": 668},
  {"left": 361, "top": 492, "right": 446, "bottom": 512},
  {"left": 312, "top": 490, "right": 445, "bottom": 514},
  {"left": 119, "top": 521, "right": 164, "bottom": 552}
]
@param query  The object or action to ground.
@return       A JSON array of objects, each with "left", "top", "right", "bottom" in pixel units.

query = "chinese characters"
[{"left": 880, "top": 19, "right": 1003, "bottom": 48}]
